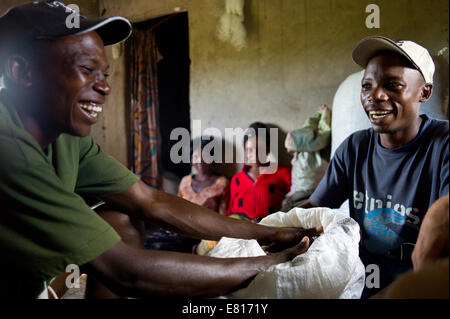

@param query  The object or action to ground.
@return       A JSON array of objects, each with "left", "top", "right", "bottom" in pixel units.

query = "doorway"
[{"left": 134, "top": 12, "right": 191, "bottom": 193}]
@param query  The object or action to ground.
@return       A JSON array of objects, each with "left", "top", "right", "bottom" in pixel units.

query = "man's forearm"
[
  {"left": 103, "top": 181, "right": 321, "bottom": 246},
  {"left": 88, "top": 240, "right": 309, "bottom": 297},
  {"left": 104, "top": 181, "right": 278, "bottom": 243},
  {"left": 144, "top": 190, "right": 278, "bottom": 243},
  {"left": 121, "top": 247, "right": 273, "bottom": 297},
  {"left": 412, "top": 194, "right": 449, "bottom": 270}
]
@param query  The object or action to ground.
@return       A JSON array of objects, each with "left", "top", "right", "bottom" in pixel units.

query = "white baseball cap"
[{"left": 352, "top": 36, "right": 435, "bottom": 84}]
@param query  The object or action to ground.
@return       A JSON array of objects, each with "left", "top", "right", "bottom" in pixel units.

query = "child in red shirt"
[{"left": 227, "top": 122, "right": 291, "bottom": 222}]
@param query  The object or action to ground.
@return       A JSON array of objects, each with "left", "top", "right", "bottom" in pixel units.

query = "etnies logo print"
[{"left": 353, "top": 190, "right": 420, "bottom": 259}]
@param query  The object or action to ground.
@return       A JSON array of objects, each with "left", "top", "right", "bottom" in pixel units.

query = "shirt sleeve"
[
  {"left": 310, "top": 140, "right": 349, "bottom": 208},
  {"left": 75, "top": 136, "right": 139, "bottom": 196},
  {"left": 0, "top": 163, "right": 121, "bottom": 281}
]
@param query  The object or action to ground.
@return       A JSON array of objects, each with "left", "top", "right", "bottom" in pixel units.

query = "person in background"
[
  {"left": 179, "top": 137, "right": 229, "bottom": 216},
  {"left": 227, "top": 122, "right": 291, "bottom": 223}
]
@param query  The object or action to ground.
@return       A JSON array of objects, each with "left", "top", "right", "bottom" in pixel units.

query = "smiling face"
[
  {"left": 29, "top": 31, "right": 110, "bottom": 137},
  {"left": 360, "top": 52, "right": 432, "bottom": 143},
  {"left": 192, "top": 147, "right": 214, "bottom": 175},
  {"left": 244, "top": 136, "right": 268, "bottom": 167}
]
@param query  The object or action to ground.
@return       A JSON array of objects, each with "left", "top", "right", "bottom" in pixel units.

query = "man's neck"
[
  {"left": 3, "top": 90, "right": 60, "bottom": 150},
  {"left": 379, "top": 116, "right": 424, "bottom": 150},
  {"left": 19, "top": 112, "right": 60, "bottom": 150}
]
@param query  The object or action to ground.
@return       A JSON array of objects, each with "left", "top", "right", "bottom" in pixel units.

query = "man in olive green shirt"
[{"left": 0, "top": 1, "right": 321, "bottom": 299}]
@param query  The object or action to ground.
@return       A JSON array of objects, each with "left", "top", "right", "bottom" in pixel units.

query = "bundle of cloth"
[
  {"left": 282, "top": 105, "right": 331, "bottom": 211},
  {"left": 208, "top": 207, "right": 366, "bottom": 299}
]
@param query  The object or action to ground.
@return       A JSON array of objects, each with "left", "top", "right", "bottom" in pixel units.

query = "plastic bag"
[
  {"left": 285, "top": 152, "right": 327, "bottom": 197},
  {"left": 208, "top": 207, "right": 365, "bottom": 299},
  {"left": 285, "top": 108, "right": 331, "bottom": 153},
  {"left": 283, "top": 107, "right": 331, "bottom": 210}
]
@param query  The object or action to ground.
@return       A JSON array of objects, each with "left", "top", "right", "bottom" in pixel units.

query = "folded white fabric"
[{"left": 208, "top": 207, "right": 365, "bottom": 299}]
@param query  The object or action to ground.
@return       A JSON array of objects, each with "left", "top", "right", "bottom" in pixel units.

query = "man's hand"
[
  {"left": 270, "top": 236, "right": 311, "bottom": 260},
  {"left": 412, "top": 194, "right": 449, "bottom": 271},
  {"left": 296, "top": 199, "right": 319, "bottom": 209},
  {"left": 93, "top": 181, "right": 325, "bottom": 297},
  {"left": 264, "top": 226, "right": 323, "bottom": 252}
]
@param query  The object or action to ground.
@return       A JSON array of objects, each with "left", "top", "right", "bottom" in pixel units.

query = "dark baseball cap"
[{"left": 0, "top": 1, "right": 132, "bottom": 46}]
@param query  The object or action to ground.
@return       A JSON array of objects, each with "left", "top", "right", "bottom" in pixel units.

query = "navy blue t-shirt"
[{"left": 311, "top": 115, "right": 448, "bottom": 266}]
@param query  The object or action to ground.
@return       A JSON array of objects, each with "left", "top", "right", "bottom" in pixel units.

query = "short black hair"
[
  {"left": 243, "top": 122, "right": 270, "bottom": 148},
  {"left": 190, "top": 136, "right": 215, "bottom": 157}
]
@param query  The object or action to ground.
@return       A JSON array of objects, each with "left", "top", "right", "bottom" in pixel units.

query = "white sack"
[{"left": 208, "top": 207, "right": 365, "bottom": 299}]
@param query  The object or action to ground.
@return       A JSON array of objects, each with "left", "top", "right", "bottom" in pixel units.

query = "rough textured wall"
[{"left": 98, "top": 0, "right": 192, "bottom": 23}]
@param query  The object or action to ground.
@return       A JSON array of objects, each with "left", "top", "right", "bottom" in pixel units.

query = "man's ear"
[
  {"left": 419, "top": 83, "right": 433, "bottom": 103},
  {"left": 5, "top": 55, "right": 33, "bottom": 88}
]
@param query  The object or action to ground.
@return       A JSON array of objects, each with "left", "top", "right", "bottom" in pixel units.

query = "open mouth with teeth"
[
  {"left": 369, "top": 110, "right": 393, "bottom": 120},
  {"left": 79, "top": 102, "right": 103, "bottom": 119}
]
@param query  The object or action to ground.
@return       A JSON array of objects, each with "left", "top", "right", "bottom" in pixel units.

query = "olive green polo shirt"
[{"left": 0, "top": 92, "right": 139, "bottom": 298}]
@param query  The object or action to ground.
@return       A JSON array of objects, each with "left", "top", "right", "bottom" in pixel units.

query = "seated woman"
[
  {"left": 181, "top": 137, "right": 230, "bottom": 255},
  {"left": 145, "top": 137, "right": 229, "bottom": 254},
  {"left": 178, "top": 137, "right": 229, "bottom": 215},
  {"left": 227, "top": 122, "right": 291, "bottom": 223}
]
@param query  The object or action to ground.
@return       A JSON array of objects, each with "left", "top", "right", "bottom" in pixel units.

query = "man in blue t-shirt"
[{"left": 301, "top": 36, "right": 449, "bottom": 298}]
